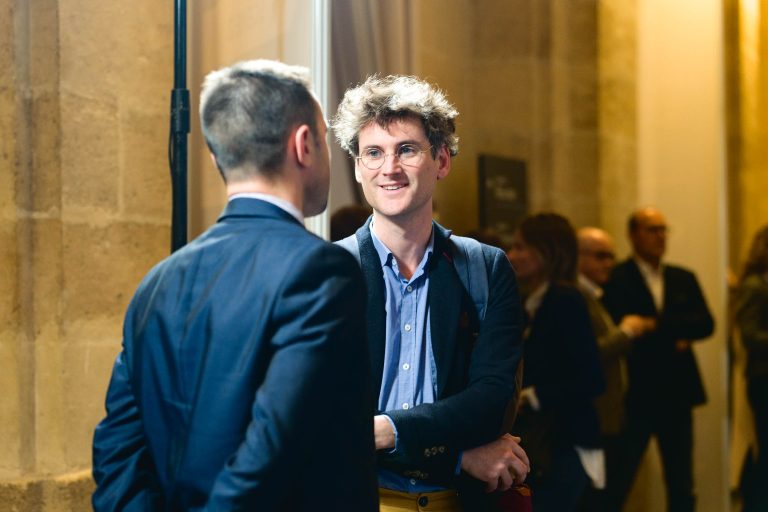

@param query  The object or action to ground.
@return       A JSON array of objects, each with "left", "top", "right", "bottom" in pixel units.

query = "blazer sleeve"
[
  {"left": 658, "top": 270, "right": 714, "bottom": 342},
  {"left": 736, "top": 277, "right": 768, "bottom": 355},
  {"left": 92, "top": 342, "right": 163, "bottom": 511},
  {"left": 383, "top": 249, "right": 522, "bottom": 481},
  {"left": 535, "top": 289, "right": 605, "bottom": 408},
  {"left": 584, "top": 292, "right": 632, "bottom": 359},
  {"left": 205, "top": 245, "right": 373, "bottom": 510}
]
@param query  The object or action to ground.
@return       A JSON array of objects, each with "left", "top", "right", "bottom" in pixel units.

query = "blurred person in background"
[
  {"left": 576, "top": 227, "right": 655, "bottom": 510},
  {"left": 735, "top": 224, "right": 768, "bottom": 512},
  {"left": 602, "top": 207, "right": 714, "bottom": 512},
  {"left": 507, "top": 213, "right": 605, "bottom": 512}
]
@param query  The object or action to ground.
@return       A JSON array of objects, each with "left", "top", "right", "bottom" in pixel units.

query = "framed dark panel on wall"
[{"left": 478, "top": 154, "right": 528, "bottom": 247}]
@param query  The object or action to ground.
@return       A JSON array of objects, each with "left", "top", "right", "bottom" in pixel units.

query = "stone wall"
[
  {"left": 1, "top": 0, "right": 172, "bottom": 508},
  {"left": 415, "top": 0, "right": 601, "bottom": 237}
]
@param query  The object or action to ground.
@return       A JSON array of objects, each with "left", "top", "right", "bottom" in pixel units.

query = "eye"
[
  {"left": 363, "top": 148, "right": 383, "bottom": 159},
  {"left": 398, "top": 144, "right": 418, "bottom": 156}
]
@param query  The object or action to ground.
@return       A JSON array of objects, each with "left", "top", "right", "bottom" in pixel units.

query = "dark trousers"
[
  {"left": 530, "top": 445, "right": 589, "bottom": 512},
  {"left": 607, "top": 403, "right": 694, "bottom": 512},
  {"left": 743, "top": 377, "right": 768, "bottom": 512}
]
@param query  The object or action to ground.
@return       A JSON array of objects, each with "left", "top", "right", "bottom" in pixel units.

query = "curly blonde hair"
[{"left": 332, "top": 75, "right": 459, "bottom": 159}]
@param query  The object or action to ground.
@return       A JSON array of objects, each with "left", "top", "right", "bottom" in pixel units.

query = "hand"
[
  {"left": 461, "top": 434, "right": 530, "bottom": 492},
  {"left": 620, "top": 315, "right": 656, "bottom": 338},
  {"left": 373, "top": 415, "right": 396, "bottom": 450}
]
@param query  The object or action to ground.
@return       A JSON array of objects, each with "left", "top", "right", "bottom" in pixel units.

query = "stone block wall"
[
  {"left": 1, "top": 0, "right": 172, "bottom": 509},
  {"left": 415, "top": 0, "right": 602, "bottom": 237}
]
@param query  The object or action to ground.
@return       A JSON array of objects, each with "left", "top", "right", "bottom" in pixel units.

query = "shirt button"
[
  {"left": 406, "top": 285, "right": 413, "bottom": 292},
  {"left": 402, "top": 363, "right": 410, "bottom": 370},
  {"left": 402, "top": 403, "right": 410, "bottom": 410},
  {"left": 404, "top": 324, "right": 412, "bottom": 332}
]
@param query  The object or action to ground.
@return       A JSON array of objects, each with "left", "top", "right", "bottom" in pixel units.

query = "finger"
[
  {"left": 508, "top": 459, "right": 529, "bottom": 484},
  {"left": 510, "top": 443, "right": 530, "bottom": 469},
  {"left": 497, "top": 467, "right": 514, "bottom": 492}
]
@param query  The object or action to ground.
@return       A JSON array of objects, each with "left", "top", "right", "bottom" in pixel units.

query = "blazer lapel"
[
  {"left": 627, "top": 259, "right": 658, "bottom": 315},
  {"left": 430, "top": 226, "right": 464, "bottom": 396},
  {"left": 356, "top": 221, "right": 387, "bottom": 400}
]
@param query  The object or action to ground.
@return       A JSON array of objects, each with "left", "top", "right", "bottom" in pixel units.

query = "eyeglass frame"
[{"left": 355, "top": 143, "right": 434, "bottom": 170}]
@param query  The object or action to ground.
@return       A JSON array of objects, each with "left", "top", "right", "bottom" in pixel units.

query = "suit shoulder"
[
  {"left": 547, "top": 283, "right": 588, "bottom": 306},
  {"left": 664, "top": 263, "right": 698, "bottom": 280}
]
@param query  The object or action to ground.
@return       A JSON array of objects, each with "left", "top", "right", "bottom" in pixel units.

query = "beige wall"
[
  {"left": 188, "top": 0, "right": 318, "bottom": 238},
  {"left": 729, "top": 0, "right": 768, "bottom": 266},
  {"left": 628, "top": 1, "right": 730, "bottom": 511},
  {"left": 412, "top": 0, "right": 601, "bottom": 237},
  {"left": 2, "top": 0, "right": 169, "bottom": 508}
]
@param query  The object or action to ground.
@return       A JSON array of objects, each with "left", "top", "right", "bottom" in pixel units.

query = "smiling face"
[{"left": 354, "top": 116, "right": 450, "bottom": 225}]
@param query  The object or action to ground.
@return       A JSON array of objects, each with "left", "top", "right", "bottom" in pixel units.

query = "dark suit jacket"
[
  {"left": 602, "top": 258, "right": 714, "bottom": 409},
  {"left": 92, "top": 198, "right": 378, "bottom": 512},
  {"left": 352, "top": 220, "right": 523, "bottom": 508},
  {"left": 522, "top": 284, "right": 605, "bottom": 448}
]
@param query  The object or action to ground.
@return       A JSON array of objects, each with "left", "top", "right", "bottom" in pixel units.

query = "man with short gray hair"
[{"left": 92, "top": 60, "right": 378, "bottom": 511}]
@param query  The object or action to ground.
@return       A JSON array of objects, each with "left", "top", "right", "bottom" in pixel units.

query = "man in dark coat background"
[{"left": 602, "top": 207, "right": 714, "bottom": 512}]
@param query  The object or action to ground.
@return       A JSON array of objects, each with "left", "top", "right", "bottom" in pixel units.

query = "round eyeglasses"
[{"left": 355, "top": 144, "right": 433, "bottom": 170}]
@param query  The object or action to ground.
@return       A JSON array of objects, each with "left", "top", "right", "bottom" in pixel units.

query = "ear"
[
  {"left": 435, "top": 145, "right": 451, "bottom": 180},
  {"left": 209, "top": 153, "right": 219, "bottom": 170},
  {"left": 293, "top": 124, "right": 313, "bottom": 168},
  {"left": 354, "top": 160, "right": 363, "bottom": 184}
]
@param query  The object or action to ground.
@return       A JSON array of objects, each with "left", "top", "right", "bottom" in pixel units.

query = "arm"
[
  {"left": 658, "top": 270, "right": 714, "bottom": 342},
  {"left": 381, "top": 250, "right": 523, "bottom": 481},
  {"left": 205, "top": 246, "right": 372, "bottom": 509},
  {"left": 534, "top": 289, "right": 605, "bottom": 408},
  {"left": 736, "top": 277, "right": 768, "bottom": 355},
  {"left": 92, "top": 349, "right": 163, "bottom": 511}
]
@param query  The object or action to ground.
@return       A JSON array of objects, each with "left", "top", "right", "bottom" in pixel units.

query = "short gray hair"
[
  {"left": 332, "top": 75, "right": 459, "bottom": 159},
  {"left": 199, "top": 59, "right": 318, "bottom": 182}
]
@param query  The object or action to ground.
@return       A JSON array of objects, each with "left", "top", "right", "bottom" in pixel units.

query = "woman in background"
[
  {"left": 507, "top": 213, "right": 605, "bottom": 512},
  {"left": 735, "top": 224, "right": 768, "bottom": 512}
]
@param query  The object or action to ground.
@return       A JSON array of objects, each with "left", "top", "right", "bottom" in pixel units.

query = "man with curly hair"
[{"left": 333, "top": 75, "right": 529, "bottom": 512}]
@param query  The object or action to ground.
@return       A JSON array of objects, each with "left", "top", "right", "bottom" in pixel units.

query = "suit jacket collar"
[
  {"left": 217, "top": 197, "right": 304, "bottom": 227},
  {"left": 624, "top": 258, "right": 659, "bottom": 314},
  {"left": 356, "top": 218, "right": 463, "bottom": 399}
]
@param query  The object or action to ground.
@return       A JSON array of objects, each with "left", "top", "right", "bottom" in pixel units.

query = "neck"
[
  {"left": 226, "top": 175, "right": 303, "bottom": 214},
  {"left": 521, "top": 274, "right": 548, "bottom": 297},
  {"left": 371, "top": 209, "right": 433, "bottom": 280},
  {"left": 636, "top": 253, "right": 661, "bottom": 270}
]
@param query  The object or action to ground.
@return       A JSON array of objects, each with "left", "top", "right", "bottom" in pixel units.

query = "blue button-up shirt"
[{"left": 370, "top": 227, "right": 446, "bottom": 493}]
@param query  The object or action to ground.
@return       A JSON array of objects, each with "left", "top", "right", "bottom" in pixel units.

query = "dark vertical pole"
[{"left": 170, "top": 0, "right": 189, "bottom": 252}]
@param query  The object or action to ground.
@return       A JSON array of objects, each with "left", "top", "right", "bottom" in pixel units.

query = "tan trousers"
[{"left": 378, "top": 488, "right": 463, "bottom": 512}]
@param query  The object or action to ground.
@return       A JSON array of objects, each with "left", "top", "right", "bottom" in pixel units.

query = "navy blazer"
[
  {"left": 602, "top": 259, "right": 714, "bottom": 408},
  {"left": 93, "top": 198, "right": 378, "bottom": 512},
  {"left": 352, "top": 220, "right": 523, "bottom": 507},
  {"left": 522, "top": 283, "right": 605, "bottom": 448}
]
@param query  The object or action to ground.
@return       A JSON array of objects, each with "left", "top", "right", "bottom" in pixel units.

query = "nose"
[{"left": 380, "top": 153, "right": 403, "bottom": 174}]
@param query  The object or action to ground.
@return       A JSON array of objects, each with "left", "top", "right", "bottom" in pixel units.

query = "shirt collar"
[
  {"left": 525, "top": 281, "right": 550, "bottom": 318},
  {"left": 228, "top": 192, "right": 304, "bottom": 224},
  {"left": 369, "top": 221, "right": 435, "bottom": 271},
  {"left": 578, "top": 274, "right": 603, "bottom": 299},
  {"left": 634, "top": 255, "right": 663, "bottom": 278}
]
